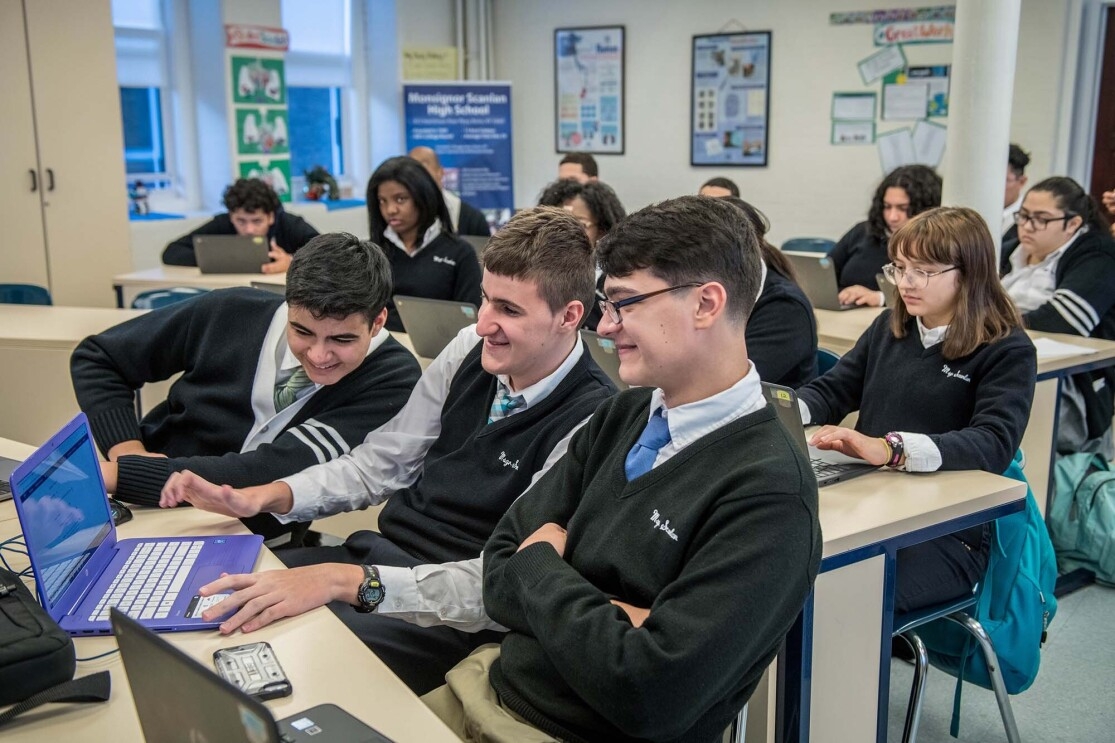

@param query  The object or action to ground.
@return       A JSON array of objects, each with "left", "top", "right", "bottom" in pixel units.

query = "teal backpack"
[
  {"left": 915, "top": 457, "right": 1058, "bottom": 735},
  {"left": 1051, "top": 452, "right": 1115, "bottom": 585}
]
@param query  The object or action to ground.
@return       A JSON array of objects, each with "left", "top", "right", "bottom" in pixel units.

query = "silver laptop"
[
  {"left": 761, "top": 382, "right": 879, "bottom": 487},
  {"left": 0, "top": 455, "right": 20, "bottom": 502},
  {"left": 784, "top": 252, "right": 863, "bottom": 312},
  {"left": 876, "top": 272, "right": 897, "bottom": 308},
  {"left": 460, "top": 234, "right": 488, "bottom": 262},
  {"left": 251, "top": 280, "right": 287, "bottom": 296},
  {"left": 580, "top": 330, "right": 627, "bottom": 390},
  {"left": 393, "top": 295, "right": 478, "bottom": 358},
  {"left": 194, "top": 235, "right": 269, "bottom": 274}
]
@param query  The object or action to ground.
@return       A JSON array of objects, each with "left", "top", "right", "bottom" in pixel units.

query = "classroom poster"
[
  {"left": 404, "top": 82, "right": 515, "bottom": 229},
  {"left": 226, "top": 26, "right": 291, "bottom": 201},
  {"left": 690, "top": 31, "right": 772, "bottom": 166},
  {"left": 554, "top": 26, "right": 625, "bottom": 154},
  {"left": 239, "top": 159, "right": 292, "bottom": 198},
  {"left": 236, "top": 109, "right": 290, "bottom": 156}
]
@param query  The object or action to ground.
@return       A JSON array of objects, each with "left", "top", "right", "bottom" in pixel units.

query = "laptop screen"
[{"left": 14, "top": 422, "right": 112, "bottom": 608}]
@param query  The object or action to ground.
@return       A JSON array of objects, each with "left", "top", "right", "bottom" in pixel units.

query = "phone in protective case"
[{"left": 213, "top": 641, "right": 293, "bottom": 700}]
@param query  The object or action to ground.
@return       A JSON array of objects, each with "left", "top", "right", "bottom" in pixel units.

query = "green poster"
[
  {"left": 239, "top": 159, "right": 292, "bottom": 202},
  {"left": 231, "top": 56, "right": 286, "bottom": 105},
  {"left": 235, "top": 108, "right": 290, "bottom": 156}
]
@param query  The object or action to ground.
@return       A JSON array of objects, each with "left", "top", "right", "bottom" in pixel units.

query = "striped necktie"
[
  {"left": 274, "top": 368, "right": 314, "bottom": 412},
  {"left": 624, "top": 409, "right": 672, "bottom": 481},
  {"left": 488, "top": 385, "right": 526, "bottom": 424}
]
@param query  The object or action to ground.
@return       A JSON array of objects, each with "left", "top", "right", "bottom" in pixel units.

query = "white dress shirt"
[
  {"left": 384, "top": 221, "right": 443, "bottom": 256},
  {"left": 441, "top": 189, "right": 463, "bottom": 232},
  {"left": 1001, "top": 229, "right": 1084, "bottom": 313},
  {"left": 1002, "top": 194, "right": 1023, "bottom": 236}
]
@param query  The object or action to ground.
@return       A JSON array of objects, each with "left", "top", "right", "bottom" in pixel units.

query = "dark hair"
[
  {"left": 1008, "top": 144, "right": 1031, "bottom": 178},
  {"left": 720, "top": 196, "right": 798, "bottom": 284},
  {"left": 699, "top": 177, "right": 740, "bottom": 197},
  {"left": 1026, "top": 176, "right": 1111, "bottom": 233},
  {"left": 482, "top": 207, "right": 596, "bottom": 314},
  {"left": 867, "top": 165, "right": 942, "bottom": 242},
  {"left": 223, "top": 178, "right": 280, "bottom": 215},
  {"left": 888, "top": 207, "right": 1020, "bottom": 359},
  {"left": 536, "top": 180, "right": 626, "bottom": 236},
  {"left": 285, "top": 233, "right": 393, "bottom": 326},
  {"left": 596, "top": 196, "right": 762, "bottom": 324},
  {"left": 365, "top": 156, "right": 453, "bottom": 245},
  {"left": 558, "top": 152, "right": 598, "bottom": 178}
]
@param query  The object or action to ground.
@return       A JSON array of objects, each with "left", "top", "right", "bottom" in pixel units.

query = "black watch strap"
[{"left": 354, "top": 564, "right": 385, "bottom": 614}]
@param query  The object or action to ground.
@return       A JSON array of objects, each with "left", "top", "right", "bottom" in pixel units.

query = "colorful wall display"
[
  {"left": 226, "top": 25, "right": 291, "bottom": 201},
  {"left": 554, "top": 26, "right": 625, "bottom": 154},
  {"left": 690, "top": 31, "right": 772, "bottom": 167}
]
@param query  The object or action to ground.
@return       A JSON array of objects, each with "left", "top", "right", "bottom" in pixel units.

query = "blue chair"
[
  {"left": 781, "top": 237, "right": 835, "bottom": 254},
  {"left": 131, "top": 287, "right": 209, "bottom": 310},
  {"left": 816, "top": 348, "right": 840, "bottom": 376},
  {"left": 893, "top": 595, "right": 1020, "bottom": 743},
  {"left": 0, "top": 283, "right": 52, "bottom": 305}
]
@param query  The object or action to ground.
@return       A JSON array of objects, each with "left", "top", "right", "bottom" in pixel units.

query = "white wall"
[{"left": 490, "top": 0, "right": 1070, "bottom": 244}]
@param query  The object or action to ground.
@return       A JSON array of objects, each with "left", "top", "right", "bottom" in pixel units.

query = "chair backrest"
[
  {"left": 0, "top": 283, "right": 52, "bottom": 306},
  {"left": 781, "top": 238, "right": 835, "bottom": 254},
  {"left": 816, "top": 348, "right": 840, "bottom": 376},
  {"left": 131, "top": 287, "right": 209, "bottom": 310}
]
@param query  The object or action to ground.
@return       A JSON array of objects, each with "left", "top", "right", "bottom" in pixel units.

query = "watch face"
[{"left": 360, "top": 581, "right": 384, "bottom": 607}]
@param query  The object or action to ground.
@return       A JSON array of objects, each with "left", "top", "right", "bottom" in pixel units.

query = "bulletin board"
[
  {"left": 554, "top": 26, "right": 625, "bottom": 154},
  {"left": 690, "top": 31, "right": 772, "bottom": 167}
]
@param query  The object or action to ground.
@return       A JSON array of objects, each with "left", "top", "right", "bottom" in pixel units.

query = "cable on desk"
[{"left": 76, "top": 647, "right": 120, "bottom": 663}]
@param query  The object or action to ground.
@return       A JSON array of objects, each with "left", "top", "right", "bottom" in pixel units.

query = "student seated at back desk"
[
  {"left": 408, "top": 146, "right": 491, "bottom": 237},
  {"left": 71, "top": 234, "right": 421, "bottom": 540},
  {"left": 832, "top": 164, "right": 942, "bottom": 308},
  {"left": 162, "top": 178, "right": 319, "bottom": 273},
  {"left": 160, "top": 208, "right": 616, "bottom": 695},
  {"left": 557, "top": 151, "right": 599, "bottom": 184},
  {"left": 1002, "top": 176, "right": 1115, "bottom": 459},
  {"left": 798, "top": 207, "right": 1036, "bottom": 613},
  {"left": 367, "top": 156, "right": 482, "bottom": 332}
]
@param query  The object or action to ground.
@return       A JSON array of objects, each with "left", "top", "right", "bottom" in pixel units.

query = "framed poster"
[
  {"left": 691, "top": 31, "right": 772, "bottom": 166},
  {"left": 554, "top": 26, "right": 625, "bottom": 154}
]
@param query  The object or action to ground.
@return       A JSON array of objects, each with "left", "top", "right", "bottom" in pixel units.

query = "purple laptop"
[{"left": 10, "top": 413, "right": 262, "bottom": 635}]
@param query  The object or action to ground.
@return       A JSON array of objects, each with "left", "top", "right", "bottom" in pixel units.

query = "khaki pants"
[{"left": 422, "top": 645, "right": 561, "bottom": 743}]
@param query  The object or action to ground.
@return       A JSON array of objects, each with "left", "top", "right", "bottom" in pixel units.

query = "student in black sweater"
[
  {"left": 416, "top": 196, "right": 820, "bottom": 742},
  {"left": 366, "top": 156, "right": 482, "bottom": 331},
  {"left": 72, "top": 233, "right": 421, "bottom": 539},
  {"left": 537, "top": 178, "right": 626, "bottom": 330},
  {"left": 799, "top": 207, "right": 1036, "bottom": 613},
  {"left": 1001, "top": 176, "right": 1115, "bottom": 457},
  {"left": 160, "top": 208, "right": 616, "bottom": 694},
  {"left": 832, "top": 164, "right": 941, "bottom": 307},
  {"left": 162, "top": 178, "right": 318, "bottom": 272}
]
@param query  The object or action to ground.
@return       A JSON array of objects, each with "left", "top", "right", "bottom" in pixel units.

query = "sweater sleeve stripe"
[
  {"left": 305, "top": 418, "right": 351, "bottom": 454},
  {"left": 299, "top": 423, "right": 340, "bottom": 459},
  {"left": 1050, "top": 288, "right": 1098, "bottom": 335},
  {"left": 289, "top": 427, "right": 327, "bottom": 464}
]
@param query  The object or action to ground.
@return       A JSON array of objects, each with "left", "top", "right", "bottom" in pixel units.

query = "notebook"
[
  {"left": 112, "top": 609, "right": 394, "bottom": 743},
  {"left": 580, "top": 329, "right": 627, "bottom": 390},
  {"left": 10, "top": 413, "right": 263, "bottom": 635},
  {"left": 393, "top": 295, "right": 478, "bottom": 359},
  {"left": 785, "top": 252, "right": 864, "bottom": 312},
  {"left": 194, "top": 234, "right": 270, "bottom": 274},
  {"left": 761, "top": 382, "right": 880, "bottom": 487},
  {"left": 0, "top": 455, "right": 20, "bottom": 502}
]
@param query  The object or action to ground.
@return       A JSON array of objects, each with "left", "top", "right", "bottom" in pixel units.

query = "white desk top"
[
  {"left": 0, "top": 444, "right": 456, "bottom": 742},
  {"left": 0, "top": 305, "right": 147, "bottom": 347},
  {"left": 113, "top": 266, "right": 275, "bottom": 289}
]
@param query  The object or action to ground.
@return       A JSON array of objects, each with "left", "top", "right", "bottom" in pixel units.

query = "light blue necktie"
[
  {"left": 488, "top": 385, "right": 526, "bottom": 424},
  {"left": 625, "top": 409, "right": 672, "bottom": 481}
]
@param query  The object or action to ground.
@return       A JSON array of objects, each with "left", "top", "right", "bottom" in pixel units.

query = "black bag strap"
[{"left": 0, "top": 671, "right": 110, "bottom": 727}]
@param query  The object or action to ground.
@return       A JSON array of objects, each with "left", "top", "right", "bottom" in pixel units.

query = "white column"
[{"left": 940, "top": 0, "right": 1022, "bottom": 260}]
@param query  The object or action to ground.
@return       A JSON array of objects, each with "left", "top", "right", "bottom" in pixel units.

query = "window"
[
  {"left": 282, "top": 0, "right": 352, "bottom": 179},
  {"left": 112, "top": 0, "right": 170, "bottom": 183}
]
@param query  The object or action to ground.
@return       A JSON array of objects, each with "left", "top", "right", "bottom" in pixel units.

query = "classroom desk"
[
  {"left": 811, "top": 307, "right": 1115, "bottom": 512},
  {"left": 0, "top": 439, "right": 459, "bottom": 743},
  {"left": 777, "top": 467, "right": 1027, "bottom": 743},
  {"left": 112, "top": 266, "right": 270, "bottom": 308}
]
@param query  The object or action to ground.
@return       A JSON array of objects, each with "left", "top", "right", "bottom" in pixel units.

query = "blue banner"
[{"left": 404, "top": 82, "right": 515, "bottom": 229}]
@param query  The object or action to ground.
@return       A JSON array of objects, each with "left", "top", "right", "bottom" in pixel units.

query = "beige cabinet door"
[
  {"left": 0, "top": 0, "right": 49, "bottom": 290},
  {"left": 24, "top": 0, "right": 131, "bottom": 307}
]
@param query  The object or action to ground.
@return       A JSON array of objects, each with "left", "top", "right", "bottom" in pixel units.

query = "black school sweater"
[
  {"left": 70, "top": 288, "right": 421, "bottom": 505},
  {"left": 161, "top": 210, "right": 319, "bottom": 267},
  {"left": 750, "top": 268, "right": 818, "bottom": 387},
  {"left": 830, "top": 220, "right": 888, "bottom": 290},
  {"left": 377, "top": 341, "right": 616, "bottom": 564},
  {"left": 797, "top": 311, "right": 1036, "bottom": 473},
  {"left": 380, "top": 233, "right": 483, "bottom": 332},
  {"left": 483, "top": 388, "right": 822, "bottom": 743}
]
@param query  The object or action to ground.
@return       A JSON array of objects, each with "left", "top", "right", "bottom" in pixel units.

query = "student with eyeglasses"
[
  {"left": 797, "top": 207, "right": 1036, "bottom": 613},
  {"left": 1002, "top": 176, "right": 1115, "bottom": 457}
]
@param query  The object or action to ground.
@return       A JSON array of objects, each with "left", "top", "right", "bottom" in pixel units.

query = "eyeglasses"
[
  {"left": 598, "top": 283, "right": 703, "bottom": 324},
  {"left": 882, "top": 263, "right": 959, "bottom": 289},
  {"left": 1013, "top": 210, "right": 1074, "bottom": 231}
]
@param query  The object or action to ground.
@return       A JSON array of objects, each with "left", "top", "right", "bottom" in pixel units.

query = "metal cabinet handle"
[
  {"left": 29, "top": 169, "right": 37, "bottom": 192},
  {"left": 46, "top": 168, "right": 55, "bottom": 191}
]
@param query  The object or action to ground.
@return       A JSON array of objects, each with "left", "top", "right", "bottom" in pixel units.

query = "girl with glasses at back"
[
  {"left": 1001, "top": 176, "right": 1115, "bottom": 458},
  {"left": 797, "top": 207, "right": 1036, "bottom": 613}
]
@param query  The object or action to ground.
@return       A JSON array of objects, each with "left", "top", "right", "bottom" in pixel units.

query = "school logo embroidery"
[
  {"left": 649, "top": 509, "right": 679, "bottom": 542},
  {"left": 498, "top": 451, "right": 520, "bottom": 470},
  {"left": 432, "top": 255, "right": 457, "bottom": 267},
  {"left": 941, "top": 364, "right": 971, "bottom": 382}
]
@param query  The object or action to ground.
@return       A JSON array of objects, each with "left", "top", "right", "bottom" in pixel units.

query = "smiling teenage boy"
[
  {"left": 159, "top": 207, "right": 617, "bottom": 693},
  {"left": 71, "top": 232, "right": 420, "bottom": 538}
]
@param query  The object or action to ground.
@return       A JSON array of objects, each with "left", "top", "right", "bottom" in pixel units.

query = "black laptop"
[{"left": 112, "top": 609, "right": 393, "bottom": 742}]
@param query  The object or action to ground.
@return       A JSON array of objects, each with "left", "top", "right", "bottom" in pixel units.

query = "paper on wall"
[
  {"left": 858, "top": 45, "right": 906, "bottom": 84},
  {"left": 877, "top": 128, "right": 916, "bottom": 173},
  {"left": 883, "top": 81, "right": 928, "bottom": 120},
  {"left": 912, "top": 120, "right": 947, "bottom": 167}
]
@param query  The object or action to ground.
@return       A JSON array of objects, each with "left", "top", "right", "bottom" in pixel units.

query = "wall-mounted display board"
[
  {"left": 554, "top": 26, "right": 625, "bottom": 154},
  {"left": 690, "top": 31, "right": 772, "bottom": 166}
]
